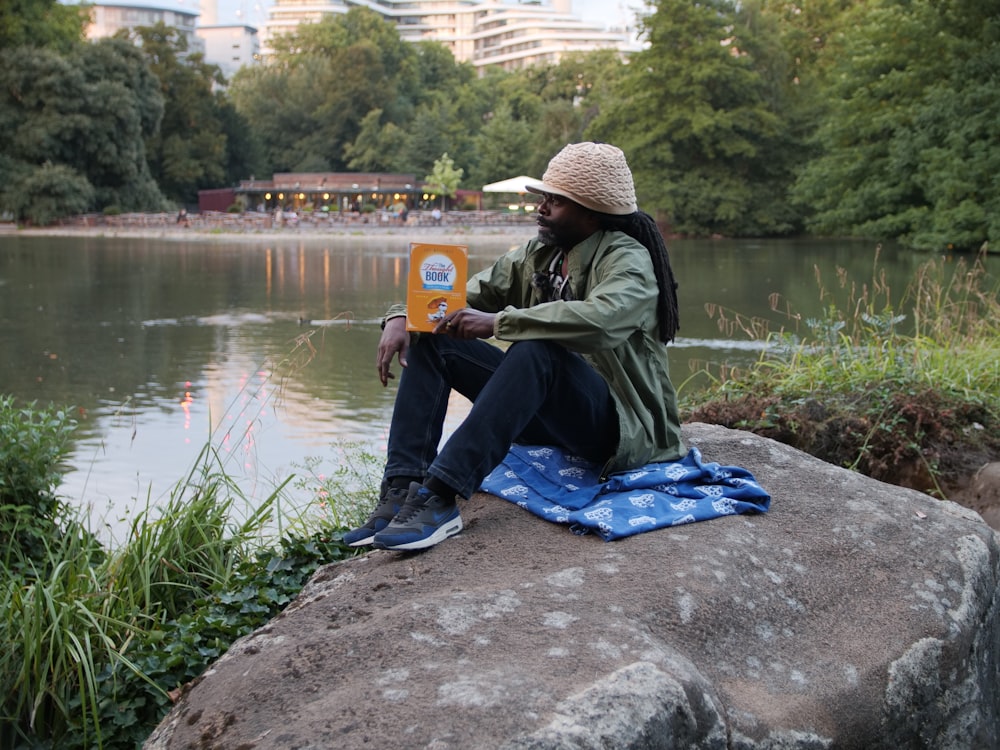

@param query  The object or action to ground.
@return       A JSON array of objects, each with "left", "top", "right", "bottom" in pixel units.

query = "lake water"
[{"left": 0, "top": 231, "right": 945, "bottom": 540}]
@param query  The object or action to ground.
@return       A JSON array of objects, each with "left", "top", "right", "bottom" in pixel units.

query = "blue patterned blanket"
[{"left": 480, "top": 444, "right": 771, "bottom": 541}]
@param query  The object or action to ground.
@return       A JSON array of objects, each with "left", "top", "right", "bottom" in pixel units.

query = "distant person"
[
  {"left": 431, "top": 207, "right": 442, "bottom": 225},
  {"left": 343, "top": 142, "right": 683, "bottom": 551},
  {"left": 176, "top": 208, "right": 189, "bottom": 227}
]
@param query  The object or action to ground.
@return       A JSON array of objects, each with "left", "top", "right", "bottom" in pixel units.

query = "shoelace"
[
  {"left": 392, "top": 489, "right": 433, "bottom": 523},
  {"left": 367, "top": 486, "right": 408, "bottom": 522}
]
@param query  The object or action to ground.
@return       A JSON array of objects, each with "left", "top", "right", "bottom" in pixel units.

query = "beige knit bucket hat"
[{"left": 525, "top": 142, "right": 637, "bottom": 215}]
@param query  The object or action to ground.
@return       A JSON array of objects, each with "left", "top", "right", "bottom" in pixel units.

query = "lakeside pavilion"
[{"left": 217, "top": 172, "right": 444, "bottom": 214}]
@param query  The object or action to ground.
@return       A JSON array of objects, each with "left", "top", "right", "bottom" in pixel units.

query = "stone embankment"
[{"left": 50, "top": 209, "right": 537, "bottom": 234}]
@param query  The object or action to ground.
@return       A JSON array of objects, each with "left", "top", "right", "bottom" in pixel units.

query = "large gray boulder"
[{"left": 144, "top": 423, "right": 1000, "bottom": 749}]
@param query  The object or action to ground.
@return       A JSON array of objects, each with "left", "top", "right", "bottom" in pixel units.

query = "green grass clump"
[
  {"left": 0, "top": 401, "right": 363, "bottom": 749},
  {"left": 0, "top": 397, "right": 80, "bottom": 573},
  {"left": 684, "top": 249, "right": 1000, "bottom": 495}
]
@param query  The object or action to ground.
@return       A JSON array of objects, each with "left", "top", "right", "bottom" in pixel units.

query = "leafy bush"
[
  {"left": 0, "top": 406, "right": 364, "bottom": 749},
  {"left": 0, "top": 396, "right": 78, "bottom": 569},
  {"left": 77, "top": 529, "right": 355, "bottom": 750},
  {"left": 4, "top": 164, "right": 95, "bottom": 226}
]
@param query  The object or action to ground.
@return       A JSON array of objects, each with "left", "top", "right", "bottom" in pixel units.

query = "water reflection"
[{"left": 0, "top": 233, "right": 956, "bottom": 540}]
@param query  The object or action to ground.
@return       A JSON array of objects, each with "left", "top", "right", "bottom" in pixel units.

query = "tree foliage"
[
  {"left": 589, "top": 0, "right": 801, "bottom": 236},
  {"left": 128, "top": 23, "right": 260, "bottom": 205},
  {"left": 0, "top": 0, "right": 995, "bottom": 248},
  {"left": 0, "top": 39, "right": 167, "bottom": 222},
  {"left": 792, "top": 0, "right": 1000, "bottom": 251},
  {"left": 4, "top": 163, "right": 94, "bottom": 226},
  {"left": 230, "top": 8, "right": 430, "bottom": 173},
  {"left": 467, "top": 102, "right": 533, "bottom": 188},
  {"left": 423, "top": 153, "right": 464, "bottom": 208},
  {"left": 0, "top": 0, "right": 87, "bottom": 52}
]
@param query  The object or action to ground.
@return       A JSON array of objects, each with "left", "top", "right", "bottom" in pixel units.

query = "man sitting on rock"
[{"left": 343, "top": 142, "right": 685, "bottom": 551}]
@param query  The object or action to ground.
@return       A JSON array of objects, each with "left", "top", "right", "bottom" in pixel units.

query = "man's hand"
[
  {"left": 433, "top": 308, "right": 496, "bottom": 339},
  {"left": 377, "top": 316, "right": 410, "bottom": 386}
]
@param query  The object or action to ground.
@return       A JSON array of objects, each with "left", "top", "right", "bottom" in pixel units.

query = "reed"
[
  {"left": 0, "top": 339, "right": 364, "bottom": 747},
  {"left": 0, "top": 313, "right": 374, "bottom": 747},
  {"left": 685, "top": 248, "right": 999, "bottom": 493},
  {"left": 0, "top": 513, "right": 150, "bottom": 746},
  {"left": 0, "top": 435, "right": 353, "bottom": 749},
  {"left": 694, "top": 248, "right": 998, "bottom": 399},
  {"left": 105, "top": 444, "right": 280, "bottom": 619}
]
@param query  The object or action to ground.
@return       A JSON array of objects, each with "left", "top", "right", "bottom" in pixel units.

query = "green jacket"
[{"left": 387, "top": 230, "right": 684, "bottom": 475}]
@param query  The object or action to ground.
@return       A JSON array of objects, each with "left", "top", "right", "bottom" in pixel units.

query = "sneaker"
[
  {"left": 372, "top": 482, "right": 463, "bottom": 551},
  {"left": 342, "top": 480, "right": 410, "bottom": 547}
]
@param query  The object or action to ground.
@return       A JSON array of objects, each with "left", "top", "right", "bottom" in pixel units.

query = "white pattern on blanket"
[{"left": 480, "top": 445, "right": 771, "bottom": 541}]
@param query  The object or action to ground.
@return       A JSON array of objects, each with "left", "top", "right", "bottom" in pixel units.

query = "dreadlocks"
[{"left": 597, "top": 210, "right": 680, "bottom": 344}]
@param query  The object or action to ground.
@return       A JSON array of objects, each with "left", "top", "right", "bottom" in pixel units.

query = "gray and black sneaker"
[
  {"left": 342, "top": 480, "right": 410, "bottom": 547},
  {"left": 372, "top": 482, "right": 463, "bottom": 551}
]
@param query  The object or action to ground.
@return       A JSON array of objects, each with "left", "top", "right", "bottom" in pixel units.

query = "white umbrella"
[{"left": 481, "top": 176, "right": 540, "bottom": 193}]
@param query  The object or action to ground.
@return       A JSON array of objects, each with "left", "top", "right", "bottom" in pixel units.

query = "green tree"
[
  {"left": 231, "top": 8, "right": 420, "bottom": 173},
  {"left": 590, "top": 0, "right": 800, "bottom": 236},
  {"left": 793, "top": 0, "right": 1000, "bottom": 251},
  {"left": 410, "top": 41, "right": 476, "bottom": 108},
  {"left": 0, "top": 39, "right": 166, "bottom": 222},
  {"left": 344, "top": 108, "right": 407, "bottom": 171},
  {"left": 231, "top": 57, "right": 334, "bottom": 173},
  {"left": 3, "top": 162, "right": 94, "bottom": 226},
  {"left": 399, "top": 99, "right": 456, "bottom": 176},
  {"left": 423, "top": 153, "right": 464, "bottom": 209},
  {"left": 129, "top": 23, "right": 235, "bottom": 205},
  {"left": 523, "top": 50, "right": 629, "bottom": 174},
  {"left": 217, "top": 97, "right": 266, "bottom": 190},
  {"left": 0, "top": 0, "right": 86, "bottom": 52},
  {"left": 468, "top": 102, "right": 533, "bottom": 188}
]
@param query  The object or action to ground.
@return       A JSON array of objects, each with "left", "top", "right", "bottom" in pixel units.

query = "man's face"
[{"left": 535, "top": 192, "right": 592, "bottom": 249}]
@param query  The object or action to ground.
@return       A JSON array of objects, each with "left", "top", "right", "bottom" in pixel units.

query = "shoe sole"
[
  {"left": 375, "top": 516, "right": 464, "bottom": 551},
  {"left": 346, "top": 533, "right": 376, "bottom": 547}
]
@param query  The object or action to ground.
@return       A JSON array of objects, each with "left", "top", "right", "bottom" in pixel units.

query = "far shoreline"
[
  {"left": 5, "top": 224, "right": 538, "bottom": 245},
  {"left": 1, "top": 210, "right": 540, "bottom": 245}
]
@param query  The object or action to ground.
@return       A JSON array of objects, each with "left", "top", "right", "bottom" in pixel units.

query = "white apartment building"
[
  {"left": 76, "top": 2, "right": 257, "bottom": 78},
  {"left": 82, "top": 2, "right": 206, "bottom": 56},
  {"left": 198, "top": 25, "right": 261, "bottom": 78},
  {"left": 263, "top": 0, "right": 640, "bottom": 72},
  {"left": 73, "top": 0, "right": 636, "bottom": 77}
]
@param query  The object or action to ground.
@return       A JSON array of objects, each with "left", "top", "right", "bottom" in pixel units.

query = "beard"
[{"left": 537, "top": 218, "right": 571, "bottom": 248}]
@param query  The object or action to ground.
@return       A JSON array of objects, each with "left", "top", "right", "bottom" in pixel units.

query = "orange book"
[{"left": 406, "top": 243, "right": 468, "bottom": 332}]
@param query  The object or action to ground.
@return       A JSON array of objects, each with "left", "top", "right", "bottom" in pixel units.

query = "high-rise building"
[
  {"left": 198, "top": 24, "right": 261, "bottom": 78},
  {"left": 262, "top": 0, "right": 640, "bottom": 72},
  {"left": 82, "top": 1, "right": 205, "bottom": 56},
  {"left": 74, "top": 0, "right": 638, "bottom": 78}
]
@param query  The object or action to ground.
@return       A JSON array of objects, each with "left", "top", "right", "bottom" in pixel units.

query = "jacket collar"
[{"left": 564, "top": 229, "right": 607, "bottom": 280}]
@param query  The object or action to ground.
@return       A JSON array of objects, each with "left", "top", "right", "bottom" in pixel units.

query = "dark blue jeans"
[{"left": 384, "top": 335, "right": 619, "bottom": 499}]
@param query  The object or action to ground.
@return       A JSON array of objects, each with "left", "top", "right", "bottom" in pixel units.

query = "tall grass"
[
  {"left": 0, "top": 531, "right": 134, "bottom": 748},
  {"left": 1, "top": 333, "right": 366, "bottom": 748},
  {"left": 105, "top": 444, "right": 285, "bottom": 618},
  {"left": 695, "top": 247, "right": 999, "bottom": 403},
  {"left": 0, "top": 439, "right": 295, "bottom": 748},
  {"left": 685, "top": 248, "right": 999, "bottom": 494}
]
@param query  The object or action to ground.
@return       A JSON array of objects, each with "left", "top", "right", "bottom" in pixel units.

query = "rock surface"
[{"left": 144, "top": 423, "right": 1000, "bottom": 749}]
